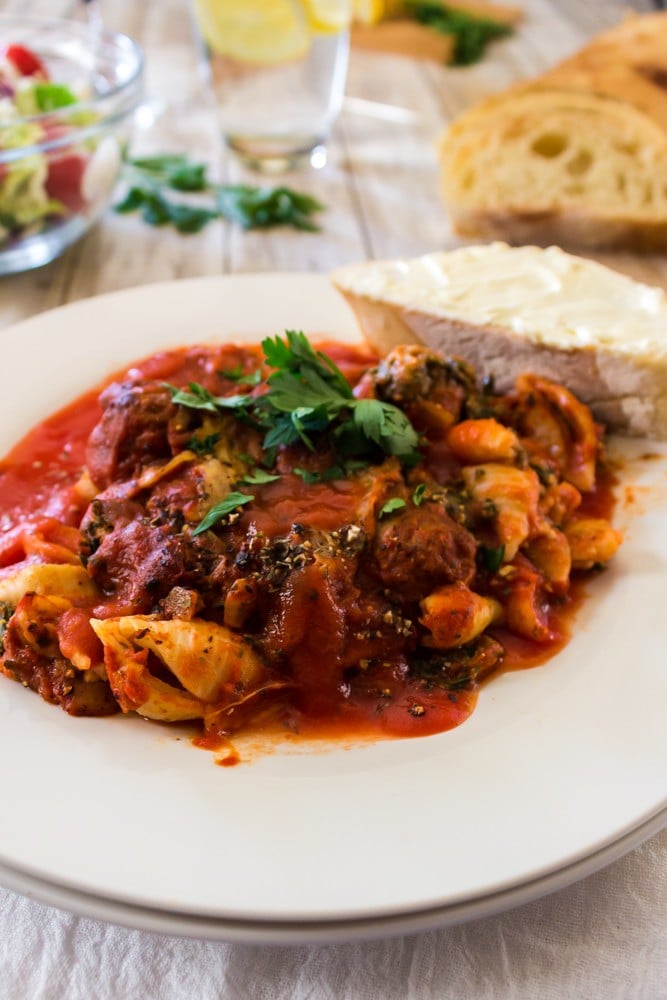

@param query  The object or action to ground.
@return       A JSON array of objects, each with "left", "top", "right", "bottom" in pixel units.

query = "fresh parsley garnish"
[
  {"left": 186, "top": 432, "right": 221, "bottom": 455},
  {"left": 168, "top": 334, "right": 421, "bottom": 498},
  {"left": 238, "top": 469, "right": 281, "bottom": 485},
  {"left": 221, "top": 366, "right": 262, "bottom": 386},
  {"left": 257, "top": 331, "right": 420, "bottom": 462},
  {"left": 191, "top": 492, "right": 254, "bottom": 536},
  {"left": 379, "top": 498, "right": 407, "bottom": 518},
  {"left": 407, "top": 1, "right": 512, "bottom": 65},
  {"left": 115, "top": 154, "right": 325, "bottom": 234},
  {"left": 413, "top": 483, "right": 427, "bottom": 506},
  {"left": 165, "top": 382, "right": 253, "bottom": 413},
  {"left": 293, "top": 467, "right": 321, "bottom": 484},
  {"left": 292, "top": 458, "right": 368, "bottom": 484},
  {"left": 478, "top": 543, "right": 505, "bottom": 573}
]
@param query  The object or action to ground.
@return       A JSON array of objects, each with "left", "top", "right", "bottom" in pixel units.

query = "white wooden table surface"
[{"left": 0, "top": 1, "right": 665, "bottom": 997}]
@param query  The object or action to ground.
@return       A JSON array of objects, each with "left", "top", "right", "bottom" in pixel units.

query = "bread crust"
[
  {"left": 448, "top": 205, "right": 667, "bottom": 254},
  {"left": 333, "top": 282, "right": 667, "bottom": 439},
  {"left": 438, "top": 13, "right": 667, "bottom": 251}
]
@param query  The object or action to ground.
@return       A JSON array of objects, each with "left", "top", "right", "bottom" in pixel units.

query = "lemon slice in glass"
[
  {"left": 305, "top": 0, "right": 351, "bottom": 33},
  {"left": 193, "top": 0, "right": 311, "bottom": 64},
  {"left": 352, "top": 0, "right": 403, "bottom": 23}
]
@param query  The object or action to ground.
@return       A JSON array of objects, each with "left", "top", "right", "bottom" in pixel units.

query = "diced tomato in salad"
[
  {"left": 4, "top": 43, "right": 47, "bottom": 79},
  {"left": 45, "top": 155, "right": 88, "bottom": 213},
  {"left": 0, "top": 40, "right": 115, "bottom": 248}
]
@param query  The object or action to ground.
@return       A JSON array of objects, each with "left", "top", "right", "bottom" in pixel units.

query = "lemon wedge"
[
  {"left": 193, "top": 0, "right": 311, "bottom": 64},
  {"left": 305, "top": 0, "right": 351, "bottom": 33},
  {"left": 352, "top": 0, "right": 404, "bottom": 23}
]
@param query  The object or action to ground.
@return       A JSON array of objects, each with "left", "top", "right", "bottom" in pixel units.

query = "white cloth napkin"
[{"left": 1, "top": 829, "right": 664, "bottom": 1000}]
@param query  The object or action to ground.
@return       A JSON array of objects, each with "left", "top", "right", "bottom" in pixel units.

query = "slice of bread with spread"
[
  {"left": 332, "top": 243, "right": 667, "bottom": 438},
  {"left": 438, "top": 13, "right": 667, "bottom": 251}
]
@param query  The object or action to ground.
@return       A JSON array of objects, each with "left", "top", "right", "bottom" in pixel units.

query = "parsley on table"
[
  {"left": 406, "top": 2, "right": 512, "bottom": 66},
  {"left": 217, "top": 185, "right": 324, "bottom": 232},
  {"left": 115, "top": 154, "right": 325, "bottom": 234},
  {"left": 115, "top": 188, "right": 219, "bottom": 234}
]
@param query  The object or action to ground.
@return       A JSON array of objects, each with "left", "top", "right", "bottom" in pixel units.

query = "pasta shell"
[{"left": 0, "top": 563, "right": 98, "bottom": 608}]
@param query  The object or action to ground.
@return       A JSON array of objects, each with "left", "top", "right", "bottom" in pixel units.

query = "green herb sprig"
[
  {"left": 168, "top": 332, "right": 419, "bottom": 463},
  {"left": 257, "top": 331, "right": 420, "bottom": 461},
  {"left": 379, "top": 498, "right": 407, "bottom": 518},
  {"left": 171, "top": 333, "right": 422, "bottom": 534},
  {"left": 406, "top": 1, "right": 512, "bottom": 66},
  {"left": 115, "top": 154, "right": 325, "bottom": 234},
  {"left": 166, "top": 381, "right": 253, "bottom": 413},
  {"left": 191, "top": 492, "right": 254, "bottom": 536},
  {"left": 478, "top": 543, "right": 506, "bottom": 573}
]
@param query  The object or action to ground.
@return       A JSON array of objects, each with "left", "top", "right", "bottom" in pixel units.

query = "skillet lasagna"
[{"left": 0, "top": 333, "right": 622, "bottom": 757}]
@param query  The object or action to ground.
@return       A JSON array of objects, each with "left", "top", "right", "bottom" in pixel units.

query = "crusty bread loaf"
[
  {"left": 438, "top": 13, "right": 667, "bottom": 252},
  {"left": 332, "top": 243, "right": 667, "bottom": 438}
]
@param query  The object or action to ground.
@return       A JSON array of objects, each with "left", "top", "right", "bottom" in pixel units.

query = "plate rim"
[{"left": 2, "top": 809, "right": 664, "bottom": 943}]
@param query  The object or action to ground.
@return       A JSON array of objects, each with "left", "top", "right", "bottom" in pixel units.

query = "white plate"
[{"left": 0, "top": 275, "right": 665, "bottom": 940}]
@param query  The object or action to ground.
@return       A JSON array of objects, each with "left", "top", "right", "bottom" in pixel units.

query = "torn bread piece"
[
  {"left": 438, "top": 12, "right": 667, "bottom": 252},
  {"left": 332, "top": 243, "right": 667, "bottom": 438}
]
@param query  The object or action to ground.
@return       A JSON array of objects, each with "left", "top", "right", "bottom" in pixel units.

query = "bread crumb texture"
[
  {"left": 332, "top": 243, "right": 667, "bottom": 439},
  {"left": 439, "top": 13, "right": 667, "bottom": 251}
]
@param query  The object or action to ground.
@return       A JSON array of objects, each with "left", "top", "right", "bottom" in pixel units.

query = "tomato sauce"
[{"left": 0, "top": 342, "right": 619, "bottom": 755}]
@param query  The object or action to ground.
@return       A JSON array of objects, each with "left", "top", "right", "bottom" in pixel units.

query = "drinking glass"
[{"left": 192, "top": 0, "right": 351, "bottom": 172}]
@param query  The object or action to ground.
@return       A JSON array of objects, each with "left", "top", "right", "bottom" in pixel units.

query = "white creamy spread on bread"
[{"left": 336, "top": 243, "right": 667, "bottom": 358}]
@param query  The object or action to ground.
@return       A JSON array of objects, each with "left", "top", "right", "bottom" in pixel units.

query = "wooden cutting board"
[{"left": 351, "top": 0, "right": 523, "bottom": 63}]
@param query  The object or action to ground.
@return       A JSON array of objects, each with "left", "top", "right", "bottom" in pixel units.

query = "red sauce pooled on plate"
[{"left": 0, "top": 340, "right": 618, "bottom": 757}]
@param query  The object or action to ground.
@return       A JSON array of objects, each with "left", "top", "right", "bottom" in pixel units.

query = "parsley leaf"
[
  {"left": 293, "top": 467, "right": 321, "bottom": 484},
  {"left": 116, "top": 155, "right": 325, "bottom": 234},
  {"left": 413, "top": 483, "right": 427, "bottom": 506},
  {"left": 186, "top": 432, "right": 221, "bottom": 455},
  {"left": 379, "top": 498, "right": 407, "bottom": 518},
  {"left": 238, "top": 469, "right": 281, "bottom": 485},
  {"left": 217, "top": 186, "right": 324, "bottom": 232},
  {"left": 478, "top": 543, "right": 506, "bottom": 572},
  {"left": 353, "top": 399, "right": 419, "bottom": 461},
  {"left": 128, "top": 154, "right": 208, "bottom": 191},
  {"left": 115, "top": 188, "right": 218, "bottom": 233},
  {"left": 407, "top": 1, "right": 512, "bottom": 66},
  {"left": 165, "top": 382, "right": 253, "bottom": 412},
  {"left": 258, "top": 332, "right": 419, "bottom": 462},
  {"left": 167, "top": 333, "right": 420, "bottom": 469},
  {"left": 221, "top": 366, "right": 262, "bottom": 386},
  {"left": 191, "top": 492, "right": 254, "bottom": 536}
]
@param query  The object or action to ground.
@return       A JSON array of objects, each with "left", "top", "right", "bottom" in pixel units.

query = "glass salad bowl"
[{"left": 0, "top": 17, "right": 143, "bottom": 275}]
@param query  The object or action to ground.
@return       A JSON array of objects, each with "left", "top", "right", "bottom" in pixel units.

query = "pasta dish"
[{"left": 0, "top": 333, "right": 622, "bottom": 761}]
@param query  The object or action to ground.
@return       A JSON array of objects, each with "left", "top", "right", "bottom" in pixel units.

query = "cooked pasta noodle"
[{"left": 0, "top": 336, "right": 622, "bottom": 752}]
